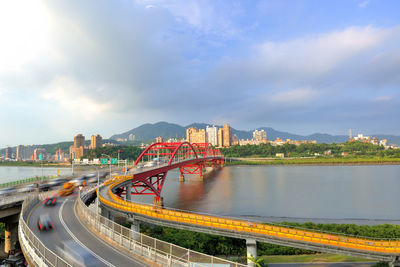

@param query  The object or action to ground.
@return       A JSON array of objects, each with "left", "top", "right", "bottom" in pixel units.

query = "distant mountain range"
[
  {"left": 2, "top": 122, "right": 399, "bottom": 153},
  {"left": 110, "top": 122, "right": 400, "bottom": 145}
]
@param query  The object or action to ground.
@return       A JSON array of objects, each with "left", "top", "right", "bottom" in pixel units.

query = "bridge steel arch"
[{"left": 117, "top": 142, "right": 223, "bottom": 205}]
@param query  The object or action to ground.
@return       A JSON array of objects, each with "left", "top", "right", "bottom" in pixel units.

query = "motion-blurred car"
[
  {"left": 47, "top": 178, "right": 66, "bottom": 187},
  {"left": 0, "top": 187, "right": 17, "bottom": 197},
  {"left": 37, "top": 214, "right": 54, "bottom": 231},
  {"left": 38, "top": 183, "right": 52, "bottom": 192},
  {"left": 16, "top": 183, "right": 36, "bottom": 193},
  {"left": 56, "top": 240, "right": 98, "bottom": 267},
  {"left": 43, "top": 197, "right": 57, "bottom": 206}
]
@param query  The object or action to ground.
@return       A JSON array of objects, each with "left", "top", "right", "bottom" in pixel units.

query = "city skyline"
[{"left": 1, "top": 0, "right": 400, "bottom": 147}]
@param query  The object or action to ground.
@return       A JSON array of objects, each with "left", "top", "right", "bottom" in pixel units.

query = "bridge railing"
[
  {"left": 18, "top": 194, "right": 71, "bottom": 267},
  {"left": 101, "top": 178, "right": 400, "bottom": 255},
  {"left": 80, "top": 189, "right": 246, "bottom": 267}
]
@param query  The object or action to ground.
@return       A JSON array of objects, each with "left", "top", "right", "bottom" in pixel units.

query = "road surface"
[{"left": 27, "top": 193, "right": 147, "bottom": 267}]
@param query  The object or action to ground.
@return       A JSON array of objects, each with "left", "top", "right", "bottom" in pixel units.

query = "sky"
[{"left": 1, "top": 0, "right": 400, "bottom": 147}]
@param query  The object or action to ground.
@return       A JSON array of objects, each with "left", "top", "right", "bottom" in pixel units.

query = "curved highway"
[{"left": 27, "top": 192, "right": 147, "bottom": 267}]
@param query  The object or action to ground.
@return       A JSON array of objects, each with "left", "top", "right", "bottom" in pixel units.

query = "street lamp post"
[
  {"left": 92, "top": 165, "right": 100, "bottom": 218},
  {"left": 101, "top": 154, "right": 112, "bottom": 179},
  {"left": 117, "top": 150, "right": 122, "bottom": 168}
]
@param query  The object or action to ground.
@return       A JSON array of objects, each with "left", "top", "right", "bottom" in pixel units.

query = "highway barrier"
[
  {"left": 18, "top": 194, "right": 71, "bottom": 267},
  {"left": 78, "top": 189, "right": 246, "bottom": 267},
  {"left": 100, "top": 178, "right": 400, "bottom": 259}
]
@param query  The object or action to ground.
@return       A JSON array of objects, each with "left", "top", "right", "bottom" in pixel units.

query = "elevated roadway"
[{"left": 26, "top": 193, "right": 146, "bottom": 267}]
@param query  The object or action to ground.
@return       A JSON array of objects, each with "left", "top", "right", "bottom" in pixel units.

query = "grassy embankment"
[
  {"left": 225, "top": 157, "right": 400, "bottom": 166},
  {"left": 141, "top": 222, "right": 400, "bottom": 265},
  {"left": 260, "top": 254, "right": 374, "bottom": 263}
]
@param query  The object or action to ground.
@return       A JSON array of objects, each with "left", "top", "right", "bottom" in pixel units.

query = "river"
[
  {"left": 2, "top": 165, "right": 400, "bottom": 224},
  {"left": 155, "top": 165, "right": 400, "bottom": 225},
  {"left": 0, "top": 166, "right": 71, "bottom": 184}
]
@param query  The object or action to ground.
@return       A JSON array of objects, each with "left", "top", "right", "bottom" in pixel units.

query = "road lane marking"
[
  {"left": 72, "top": 200, "right": 147, "bottom": 267},
  {"left": 59, "top": 199, "right": 115, "bottom": 267}
]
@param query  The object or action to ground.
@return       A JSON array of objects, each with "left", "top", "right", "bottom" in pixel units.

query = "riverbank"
[
  {"left": 225, "top": 157, "right": 400, "bottom": 166},
  {"left": 0, "top": 161, "right": 70, "bottom": 167},
  {"left": 261, "top": 253, "right": 375, "bottom": 264}
]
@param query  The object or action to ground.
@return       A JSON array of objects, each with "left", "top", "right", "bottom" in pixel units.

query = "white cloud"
[
  {"left": 0, "top": 0, "right": 51, "bottom": 73},
  {"left": 43, "top": 76, "right": 114, "bottom": 121},
  {"left": 269, "top": 88, "right": 318, "bottom": 106},
  {"left": 374, "top": 96, "right": 392, "bottom": 102},
  {"left": 253, "top": 26, "right": 392, "bottom": 81},
  {"left": 359, "top": 0, "right": 370, "bottom": 8}
]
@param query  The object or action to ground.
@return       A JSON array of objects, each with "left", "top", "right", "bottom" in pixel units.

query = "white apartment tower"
[
  {"left": 206, "top": 125, "right": 218, "bottom": 146},
  {"left": 253, "top": 129, "right": 267, "bottom": 142}
]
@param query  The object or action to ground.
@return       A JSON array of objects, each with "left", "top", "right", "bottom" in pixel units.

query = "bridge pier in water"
[{"left": 246, "top": 239, "right": 257, "bottom": 267}]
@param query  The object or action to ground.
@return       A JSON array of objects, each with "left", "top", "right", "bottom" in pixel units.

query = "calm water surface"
[
  {"left": 0, "top": 166, "right": 71, "bottom": 183},
  {"left": 146, "top": 165, "right": 400, "bottom": 223},
  {"left": 4, "top": 165, "right": 400, "bottom": 223}
]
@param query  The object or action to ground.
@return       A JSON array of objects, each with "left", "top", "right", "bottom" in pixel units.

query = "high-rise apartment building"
[
  {"left": 74, "top": 134, "right": 85, "bottom": 148},
  {"left": 218, "top": 128, "right": 224, "bottom": 147},
  {"left": 128, "top": 134, "right": 135, "bottom": 141},
  {"left": 186, "top": 127, "right": 207, "bottom": 144},
  {"left": 5, "top": 147, "right": 12, "bottom": 160},
  {"left": 16, "top": 145, "right": 25, "bottom": 161},
  {"left": 71, "top": 134, "right": 86, "bottom": 159},
  {"left": 155, "top": 136, "right": 163, "bottom": 143},
  {"left": 55, "top": 148, "right": 65, "bottom": 161},
  {"left": 90, "top": 134, "right": 102, "bottom": 149},
  {"left": 206, "top": 125, "right": 218, "bottom": 146},
  {"left": 222, "top": 123, "right": 232, "bottom": 147},
  {"left": 253, "top": 129, "right": 267, "bottom": 142},
  {"left": 25, "top": 145, "right": 34, "bottom": 160},
  {"left": 33, "top": 148, "right": 47, "bottom": 161}
]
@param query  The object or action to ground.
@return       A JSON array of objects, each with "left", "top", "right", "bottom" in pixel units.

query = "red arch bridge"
[{"left": 111, "top": 142, "right": 223, "bottom": 205}]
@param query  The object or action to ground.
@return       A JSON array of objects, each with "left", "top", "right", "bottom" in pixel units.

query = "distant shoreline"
[
  {"left": 224, "top": 158, "right": 400, "bottom": 166},
  {"left": 0, "top": 162, "right": 70, "bottom": 168}
]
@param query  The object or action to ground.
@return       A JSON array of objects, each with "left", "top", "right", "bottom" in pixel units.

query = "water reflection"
[{"left": 160, "top": 165, "right": 400, "bottom": 222}]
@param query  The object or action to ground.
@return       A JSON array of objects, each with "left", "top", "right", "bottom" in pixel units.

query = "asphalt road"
[{"left": 27, "top": 193, "right": 147, "bottom": 267}]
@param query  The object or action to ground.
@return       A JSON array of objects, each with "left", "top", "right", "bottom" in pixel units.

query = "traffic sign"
[
  {"left": 101, "top": 158, "right": 108, "bottom": 164},
  {"left": 110, "top": 158, "right": 118, "bottom": 165}
]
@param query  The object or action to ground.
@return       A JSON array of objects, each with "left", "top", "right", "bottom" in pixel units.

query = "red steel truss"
[{"left": 115, "top": 142, "right": 223, "bottom": 202}]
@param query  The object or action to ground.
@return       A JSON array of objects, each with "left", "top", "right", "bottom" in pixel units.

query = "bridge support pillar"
[
  {"left": 246, "top": 239, "right": 257, "bottom": 267},
  {"left": 179, "top": 174, "right": 185, "bottom": 182},
  {"left": 101, "top": 207, "right": 114, "bottom": 221},
  {"left": 128, "top": 218, "right": 140, "bottom": 240},
  {"left": 4, "top": 222, "right": 18, "bottom": 254},
  {"left": 126, "top": 185, "right": 131, "bottom": 201},
  {"left": 108, "top": 211, "right": 115, "bottom": 221},
  {"left": 390, "top": 257, "right": 400, "bottom": 267},
  {"left": 153, "top": 197, "right": 164, "bottom": 207}
]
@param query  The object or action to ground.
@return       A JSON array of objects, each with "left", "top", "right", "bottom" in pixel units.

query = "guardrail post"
[{"left": 154, "top": 238, "right": 157, "bottom": 262}]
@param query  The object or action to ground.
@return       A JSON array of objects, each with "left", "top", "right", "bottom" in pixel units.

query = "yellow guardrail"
[{"left": 99, "top": 177, "right": 400, "bottom": 255}]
